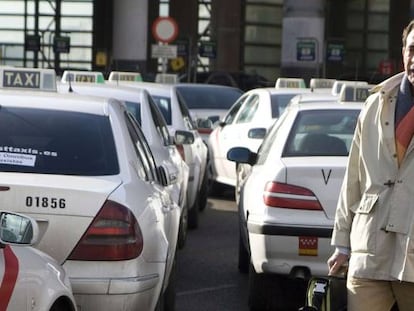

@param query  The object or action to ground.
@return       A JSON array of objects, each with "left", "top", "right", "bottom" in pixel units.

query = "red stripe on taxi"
[{"left": 0, "top": 245, "right": 19, "bottom": 311}]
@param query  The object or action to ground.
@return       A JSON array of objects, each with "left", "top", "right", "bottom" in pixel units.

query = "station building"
[{"left": 0, "top": 0, "right": 412, "bottom": 85}]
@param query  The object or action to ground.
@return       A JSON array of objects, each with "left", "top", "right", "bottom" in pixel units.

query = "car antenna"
[{"left": 68, "top": 74, "right": 73, "bottom": 93}]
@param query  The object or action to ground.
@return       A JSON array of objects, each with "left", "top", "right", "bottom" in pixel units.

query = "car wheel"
[
  {"left": 177, "top": 205, "right": 188, "bottom": 249},
  {"left": 248, "top": 263, "right": 307, "bottom": 311},
  {"left": 248, "top": 263, "right": 283, "bottom": 311},
  {"left": 50, "top": 298, "right": 75, "bottom": 311},
  {"left": 155, "top": 256, "right": 177, "bottom": 311},
  {"left": 163, "top": 256, "right": 177, "bottom": 311},
  {"left": 198, "top": 168, "right": 209, "bottom": 212},
  {"left": 238, "top": 233, "right": 249, "bottom": 274},
  {"left": 187, "top": 199, "right": 199, "bottom": 229}
]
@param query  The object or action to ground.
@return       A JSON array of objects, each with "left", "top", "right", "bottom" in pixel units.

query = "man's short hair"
[{"left": 402, "top": 20, "right": 414, "bottom": 47}]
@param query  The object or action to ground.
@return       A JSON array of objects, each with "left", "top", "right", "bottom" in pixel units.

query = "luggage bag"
[{"left": 299, "top": 276, "right": 347, "bottom": 311}]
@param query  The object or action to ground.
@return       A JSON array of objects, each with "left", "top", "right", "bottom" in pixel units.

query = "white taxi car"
[
  {"left": 227, "top": 100, "right": 361, "bottom": 310},
  {"left": 107, "top": 79, "right": 209, "bottom": 228},
  {"left": 57, "top": 79, "right": 191, "bottom": 249},
  {"left": 208, "top": 86, "right": 311, "bottom": 192},
  {"left": 0, "top": 211, "right": 77, "bottom": 311},
  {"left": 0, "top": 67, "right": 180, "bottom": 311}
]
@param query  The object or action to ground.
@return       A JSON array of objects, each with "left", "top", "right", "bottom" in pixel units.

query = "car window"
[
  {"left": 152, "top": 95, "right": 172, "bottom": 125},
  {"left": 223, "top": 94, "right": 248, "bottom": 124},
  {"left": 256, "top": 111, "right": 289, "bottom": 165},
  {"left": 125, "top": 112, "right": 159, "bottom": 183},
  {"left": 0, "top": 107, "right": 119, "bottom": 175},
  {"left": 235, "top": 94, "right": 259, "bottom": 124},
  {"left": 176, "top": 91, "right": 196, "bottom": 130},
  {"left": 125, "top": 101, "right": 142, "bottom": 125},
  {"left": 176, "top": 86, "right": 242, "bottom": 110},
  {"left": 270, "top": 93, "right": 299, "bottom": 118},
  {"left": 147, "top": 94, "right": 171, "bottom": 146},
  {"left": 282, "top": 109, "right": 360, "bottom": 157}
]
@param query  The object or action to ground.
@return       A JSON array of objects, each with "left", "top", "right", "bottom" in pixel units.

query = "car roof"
[
  {"left": 289, "top": 100, "right": 363, "bottom": 112},
  {"left": 58, "top": 81, "right": 147, "bottom": 99},
  {"left": 0, "top": 89, "right": 113, "bottom": 115},
  {"left": 108, "top": 81, "right": 173, "bottom": 96},
  {"left": 245, "top": 87, "right": 312, "bottom": 95},
  {"left": 174, "top": 82, "right": 243, "bottom": 92}
]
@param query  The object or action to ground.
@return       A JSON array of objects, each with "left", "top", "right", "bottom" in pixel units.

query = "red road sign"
[{"left": 152, "top": 16, "right": 179, "bottom": 44}]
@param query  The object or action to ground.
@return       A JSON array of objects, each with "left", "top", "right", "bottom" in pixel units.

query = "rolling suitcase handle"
[{"left": 299, "top": 276, "right": 347, "bottom": 311}]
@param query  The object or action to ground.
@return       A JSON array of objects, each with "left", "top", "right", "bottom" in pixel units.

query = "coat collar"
[{"left": 371, "top": 72, "right": 405, "bottom": 94}]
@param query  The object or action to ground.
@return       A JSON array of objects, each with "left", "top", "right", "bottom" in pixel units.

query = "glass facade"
[
  {"left": 345, "top": 0, "right": 390, "bottom": 77},
  {"left": 0, "top": 0, "right": 93, "bottom": 70},
  {"left": 243, "top": 0, "right": 283, "bottom": 80}
]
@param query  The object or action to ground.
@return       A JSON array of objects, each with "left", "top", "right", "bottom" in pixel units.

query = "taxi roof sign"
[
  {"left": 0, "top": 67, "right": 57, "bottom": 92},
  {"left": 310, "top": 78, "right": 336, "bottom": 89},
  {"left": 108, "top": 71, "right": 143, "bottom": 82},
  {"left": 155, "top": 73, "right": 178, "bottom": 84},
  {"left": 339, "top": 84, "right": 372, "bottom": 103},
  {"left": 275, "top": 77, "right": 306, "bottom": 89},
  {"left": 332, "top": 80, "right": 368, "bottom": 96},
  {"left": 61, "top": 70, "right": 105, "bottom": 84}
]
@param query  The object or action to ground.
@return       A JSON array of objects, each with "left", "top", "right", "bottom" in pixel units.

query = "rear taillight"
[
  {"left": 176, "top": 144, "right": 185, "bottom": 161},
  {"left": 68, "top": 200, "right": 143, "bottom": 261},
  {"left": 263, "top": 182, "right": 322, "bottom": 210},
  {"left": 198, "top": 128, "right": 213, "bottom": 135}
]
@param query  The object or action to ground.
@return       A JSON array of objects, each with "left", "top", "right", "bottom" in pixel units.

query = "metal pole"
[
  {"left": 54, "top": 0, "right": 61, "bottom": 72},
  {"left": 34, "top": 0, "right": 39, "bottom": 68}
]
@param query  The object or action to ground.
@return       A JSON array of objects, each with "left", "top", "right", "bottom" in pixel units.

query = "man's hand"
[{"left": 327, "top": 251, "right": 349, "bottom": 276}]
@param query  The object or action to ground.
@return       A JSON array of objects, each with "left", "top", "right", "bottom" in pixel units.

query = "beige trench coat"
[{"left": 332, "top": 72, "right": 414, "bottom": 282}]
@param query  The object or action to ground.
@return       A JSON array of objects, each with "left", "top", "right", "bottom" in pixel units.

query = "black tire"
[
  {"left": 198, "top": 168, "right": 209, "bottom": 212},
  {"left": 187, "top": 199, "right": 199, "bottom": 229},
  {"left": 238, "top": 233, "right": 249, "bottom": 274},
  {"left": 248, "top": 264, "right": 283, "bottom": 311},
  {"left": 50, "top": 297, "right": 75, "bottom": 311},
  {"left": 155, "top": 256, "right": 177, "bottom": 311},
  {"left": 177, "top": 205, "right": 188, "bottom": 249},
  {"left": 163, "top": 257, "right": 177, "bottom": 311},
  {"left": 248, "top": 263, "right": 307, "bottom": 311},
  {"left": 209, "top": 181, "right": 221, "bottom": 196}
]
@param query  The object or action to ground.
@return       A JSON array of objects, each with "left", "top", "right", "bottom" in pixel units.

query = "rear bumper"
[
  {"left": 64, "top": 259, "right": 165, "bottom": 311},
  {"left": 247, "top": 222, "right": 334, "bottom": 276},
  {"left": 248, "top": 222, "right": 333, "bottom": 237},
  {"left": 70, "top": 273, "right": 159, "bottom": 295}
]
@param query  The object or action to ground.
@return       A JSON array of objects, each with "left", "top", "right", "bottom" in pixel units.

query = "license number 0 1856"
[{"left": 26, "top": 196, "right": 66, "bottom": 209}]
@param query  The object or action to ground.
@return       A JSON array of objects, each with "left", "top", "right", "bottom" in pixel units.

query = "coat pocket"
[
  {"left": 355, "top": 193, "right": 378, "bottom": 214},
  {"left": 350, "top": 193, "right": 379, "bottom": 253}
]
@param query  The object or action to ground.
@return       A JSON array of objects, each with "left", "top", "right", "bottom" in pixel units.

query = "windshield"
[{"left": 176, "top": 86, "right": 242, "bottom": 110}]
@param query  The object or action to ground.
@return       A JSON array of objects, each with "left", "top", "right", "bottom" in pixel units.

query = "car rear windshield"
[
  {"left": 283, "top": 109, "right": 360, "bottom": 157},
  {"left": 176, "top": 86, "right": 242, "bottom": 110},
  {"left": 0, "top": 107, "right": 119, "bottom": 175}
]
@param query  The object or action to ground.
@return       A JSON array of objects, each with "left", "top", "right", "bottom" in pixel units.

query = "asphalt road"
[{"left": 175, "top": 189, "right": 250, "bottom": 311}]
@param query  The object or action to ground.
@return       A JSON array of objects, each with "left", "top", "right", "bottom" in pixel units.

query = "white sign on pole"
[{"left": 151, "top": 44, "right": 178, "bottom": 59}]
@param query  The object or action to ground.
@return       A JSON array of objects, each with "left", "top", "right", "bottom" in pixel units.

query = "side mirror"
[
  {"left": 0, "top": 211, "right": 39, "bottom": 245},
  {"left": 248, "top": 128, "right": 267, "bottom": 139},
  {"left": 175, "top": 130, "right": 195, "bottom": 145},
  {"left": 227, "top": 147, "right": 257, "bottom": 166}
]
